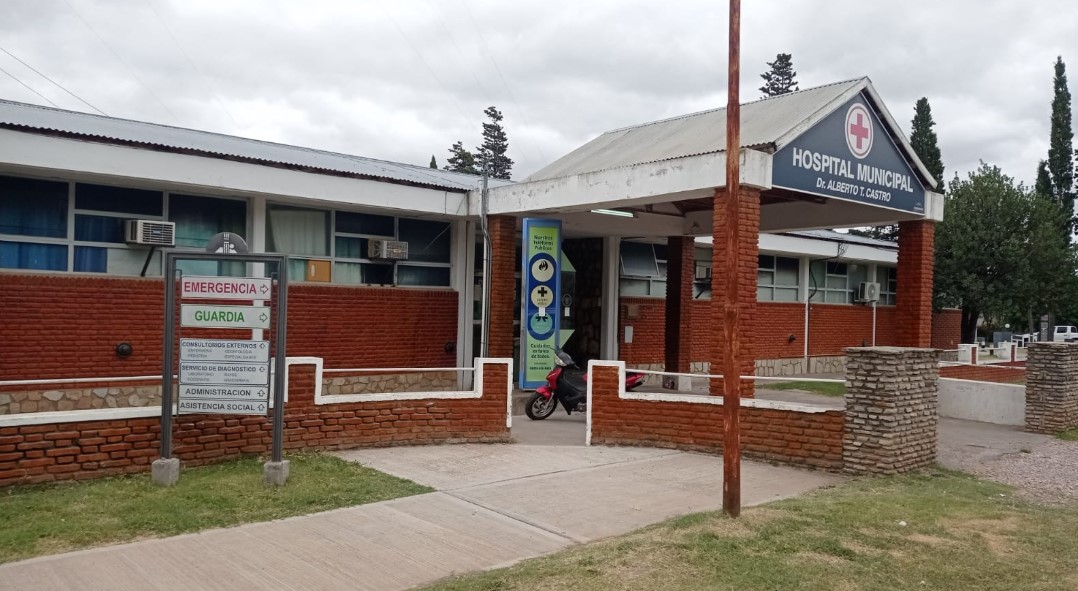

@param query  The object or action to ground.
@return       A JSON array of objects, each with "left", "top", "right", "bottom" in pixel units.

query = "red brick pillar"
[
  {"left": 710, "top": 187, "right": 760, "bottom": 397},
  {"left": 896, "top": 220, "right": 934, "bottom": 348},
  {"left": 665, "top": 236, "right": 695, "bottom": 374},
  {"left": 487, "top": 216, "right": 517, "bottom": 359}
]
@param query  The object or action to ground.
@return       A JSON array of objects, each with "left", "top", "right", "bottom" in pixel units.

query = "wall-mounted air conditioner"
[
  {"left": 125, "top": 220, "right": 176, "bottom": 247},
  {"left": 369, "top": 240, "right": 409, "bottom": 261},
  {"left": 856, "top": 282, "right": 880, "bottom": 303}
]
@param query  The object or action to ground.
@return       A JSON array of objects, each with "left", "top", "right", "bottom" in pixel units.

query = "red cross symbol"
[
  {"left": 849, "top": 112, "right": 869, "bottom": 150},
  {"left": 844, "top": 104, "right": 873, "bottom": 159}
]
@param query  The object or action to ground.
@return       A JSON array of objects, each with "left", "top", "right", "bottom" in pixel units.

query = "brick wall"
[
  {"left": 486, "top": 216, "right": 517, "bottom": 359},
  {"left": 844, "top": 347, "right": 939, "bottom": 474},
  {"left": 0, "top": 273, "right": 459, "bottom": 384},
  {"left": 1025, "top": 343, "right": 1078, "bottom": 434},
  {"left": 896, "top": 221, "right": 935, "bottom": 347},
  {"left": 0, "top": 361, "right": 511, "bottom": 486},
  {"left": 939, "top": 364, "right": 1026, "bottom": 384},
  {"left": 932, "top": 309, "right": 962, "bottom": 350},
  {"left": 711, "top": 187, "right": 760, "bottom": 395},
  {"left": 619, "top": 298, "right": 904, "bottom": 365},
  {"left": 588, "top": 363, "right": 844, "bottom": 471}
]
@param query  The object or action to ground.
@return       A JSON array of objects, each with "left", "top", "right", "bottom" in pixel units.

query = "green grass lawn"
[
  {"left": 1058, "top": 427, "right": 1078, "bottom": 441},
  {"left": 420, "top": 470, "right": 1078, "bottom": 591},
  {"left": 0, "top": 453, "right": 430, "bottom": 564},
  {"left": 766, "top": 380, "right": 847, "bottom": 397}
]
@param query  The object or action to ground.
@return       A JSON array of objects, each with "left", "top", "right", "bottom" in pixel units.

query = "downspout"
[
  {"left": 479, "top": 167, "right": 492, "bottom": 357},
  {"left": 804, "top": 243, "right": 848, "bottom": 370}
]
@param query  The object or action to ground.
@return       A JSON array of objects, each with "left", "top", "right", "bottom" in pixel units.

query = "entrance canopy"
[{"left": 475, "top": 77, "right": 944, "bottom": 237}]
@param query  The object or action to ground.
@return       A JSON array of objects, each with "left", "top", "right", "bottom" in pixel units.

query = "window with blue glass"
[{"left": 0, "top": 175, "right": 69, "bottom": 271}]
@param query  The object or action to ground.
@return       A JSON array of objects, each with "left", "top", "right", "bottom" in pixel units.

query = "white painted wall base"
[{"left": 938, "top": 378, "right": 1025, "bottom": 426}]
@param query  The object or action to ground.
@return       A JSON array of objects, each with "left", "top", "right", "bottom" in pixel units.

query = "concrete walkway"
[{"left": 0, "top": 444, "right": 840, "bottom": 591}]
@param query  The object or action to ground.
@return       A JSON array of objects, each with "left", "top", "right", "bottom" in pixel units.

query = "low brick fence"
[
  {"left": 587, "top": 362, "right": 844, "bottom": 471},
  {"left": 588, "top": 347, "right": 941, "bottom": 475},
  {"left": 0, "top": 359, "right": 512, "bottom": 487},
  {"left": 939, "top": 364, "right": 1025, "bottom": 384}
]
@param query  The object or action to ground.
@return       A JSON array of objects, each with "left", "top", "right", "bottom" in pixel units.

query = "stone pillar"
[
  {"left": 896, "top": 221, "right": 934, "bottom": 347},
  {"left": 664, "top": 236, "right": 695, "bottom": 388},
  {"left": 487, "top": 216, "right": 517, "bottom": 360},
  {"left": 710, "top": 187, "right": 760, "bottom": 397},
  {"left": 843, "top": 347, "right": 939, "bottom": 474},
  {"left": 1025, "top": 342, "right": 1078, "bottom": 434}
]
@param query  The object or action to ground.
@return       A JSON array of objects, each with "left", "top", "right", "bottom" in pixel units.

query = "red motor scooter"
[{"left": 524, "top": 349, "right": 647, "bottom": 420}]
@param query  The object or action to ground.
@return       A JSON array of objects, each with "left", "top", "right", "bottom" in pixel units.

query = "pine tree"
[
  {"left": 759, "top": 53, "right": 798, "bottom": 97},
  {"left": 444, "top": 141, "right": 478, "bottom": 175},
  {"left": 429, "top": 155, "right": 438, "bottom": 169},
  {"left": 909, "top": 97, "right": 945, "bottom": 192},
  {"left": 475, "top": 106, "right": 514, "bottom": 180},
  {"left": 1046, "top": 56, "right": 1075, "bottom": 234}
]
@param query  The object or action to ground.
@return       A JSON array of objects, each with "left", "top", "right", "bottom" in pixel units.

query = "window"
[
  {"left": 809, "top": 261, "right": 852, "bottom": 304},
  {"left": 268, "top": 205, "right": 453, "bottom": 287},
  {"left": 0, "top": 176, "right": 69, "bottom": 271},
  {"left": 170, "top": 194, "right": 247, "bottom": 277},
  {"left": 876, "top": 265, "right": 897, "bottom": 305},
  {"left": 758, "top": 255, "right": 800, "bottom": 302},
  {"left": 1, "top": 175, "right": 253, "bottom": 276},
  {"left": 70, "top": 183, "right": 166, "bottom": 275},
  {"left": 692, "top": 247, "right": 712, "bottom": 299},
  {"left": 619, "top": 241, "right": 666, "bottom": 297},
  {"left": 267, "top": 205, "right": 330, "bottom": 280}
]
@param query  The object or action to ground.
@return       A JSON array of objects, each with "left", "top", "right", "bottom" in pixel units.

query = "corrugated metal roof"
[
  {"left": 784, "top": 229, "right": 898, "bottom": 249},
  {"left": 0, "top": 99, "right": 510, "bottom": 192},
  {"left": 526, "top": 78, "right": 866, "bottom": 181}
]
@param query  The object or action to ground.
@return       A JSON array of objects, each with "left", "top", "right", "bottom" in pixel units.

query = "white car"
[{"left": 1051, "top": 325, "right": 1078, "bottom": 342}]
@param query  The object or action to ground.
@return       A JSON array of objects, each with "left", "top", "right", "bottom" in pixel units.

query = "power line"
[
  {"left": 146, "top": 2, "right": 239, "bottom": 131},
  {"left": 0, "top": 46, "right": 107, "bottom": 115},
  {"left": 62, "top": 0, "right": 182, "bottom": 124},
  {"left": 0, "top": 64, "right": 59, "bottom": 107},
  {"left": 376, "top": 4, "right": 475, "bottom": 134},
  {"left": 459, "top": 0, "right": 547, "bottom": 165}
]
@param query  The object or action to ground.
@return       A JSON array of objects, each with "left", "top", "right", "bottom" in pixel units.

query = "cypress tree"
[
  {"left": 910, "top": 98, "right": 945, "bottom": 191},
  {"left": 1046, "top": 56, "right": 1075, "bottom": 234},
  {"left": 429, "top": 155, "right": 438, "bottom": 169},
  {"left": 1035, "top": 160, "right": 1053, "bottom": 198}
]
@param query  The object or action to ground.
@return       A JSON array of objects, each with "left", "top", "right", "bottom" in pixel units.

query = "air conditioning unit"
[
  {"left": 125, "top": 220, "right": 175, "bottom": 247},
  {"left": 369, "top": 240, "right": 409, "bottom": 261},
  {"left": 856, "top": 282, "right": 880, "bottom": 303}
]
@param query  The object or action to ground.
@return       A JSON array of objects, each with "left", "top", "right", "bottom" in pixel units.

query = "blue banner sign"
[
  {"left": 520, "top": 218, "right": 561, "bottom": 388},
  {"left": 772, "top": 94, "right": 928, "bottom": 214}
]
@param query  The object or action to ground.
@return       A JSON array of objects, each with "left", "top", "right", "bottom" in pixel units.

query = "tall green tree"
[
  {"left": 1035, "top": 159, "right": 1053, "bottom": 197},
  {"left": 429, "top": 155, "right": 438, "bottom": 169},
  {"left": 759, "top": 53, "right": 798, "bottom": 97},
  {"left": 910, "top": 98, "right": 945, "bottom": 191},
  {"left": 935, "top": 162, "right": 1077, "bottom": 341},
  {"left": 475, "top": 106, "right": 513, "bottom": 180},
  {"left": 1046, "top": 56, "right": 1075, "bottom": 234},
  {"left": 444, "top": 141, "right": 478, "bottom": 175}
]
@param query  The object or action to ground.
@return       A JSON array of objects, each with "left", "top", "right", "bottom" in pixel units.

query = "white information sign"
[
  {"left": 181, "top": 276, "right": 272, "bottom": 300},
  {"left": 179, "top": 361, "right": 269, "bottom": 386},
  {"left": 180, "top": 339, "right": 269, "bottom": 363},
  {"left": 181, "top": 305, "right": 270, "bottom": 329},
  {"left": 179, "top": 384, "right": 268, "bottom": 401},
  {"left": 178, "top": 399, "right": 268, "bottom": 415}
]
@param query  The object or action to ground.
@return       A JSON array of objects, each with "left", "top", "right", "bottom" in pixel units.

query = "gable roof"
[
  {"left": 0, "top": 99, "right": 509, "bottom": 192},
  {"left": 526, "top": 77, "right": 936, "bottom": 190}
]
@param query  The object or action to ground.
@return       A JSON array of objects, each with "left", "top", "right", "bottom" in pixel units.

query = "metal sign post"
[{"left": 153, "top": 250, "right": 288, "bottom": 487}]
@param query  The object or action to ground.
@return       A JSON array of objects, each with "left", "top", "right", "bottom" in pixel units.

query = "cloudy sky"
[{"left": 1, "top": 0, "right": 1075, "bottom": 185}]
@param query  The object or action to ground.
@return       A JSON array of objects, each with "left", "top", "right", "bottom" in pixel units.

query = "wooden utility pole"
[{"left": 722, "top": 0, "right": 743, "bottom": 518}]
